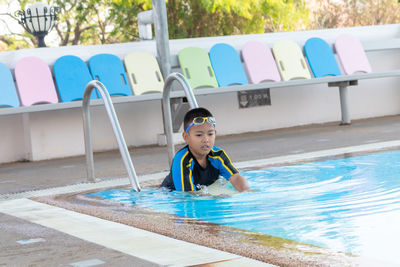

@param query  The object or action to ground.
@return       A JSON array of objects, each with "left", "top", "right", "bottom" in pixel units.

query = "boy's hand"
[{"left": 229, "top": 173, "right": 250, "bottom": 192}]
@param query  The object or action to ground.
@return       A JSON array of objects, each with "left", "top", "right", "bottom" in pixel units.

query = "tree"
[
  {"left": 0, "top": 0, "right": 37, "bottom": 49},
  {"left": 309, "top": 0, "right": 400, "bottom": 29},
  {"left": 0, "top": 0, "right": 146, "bottom": 49},
  {"left": 308, "top": 1, "right": 348, "bottom": 29},
  {"left": 53, "top": 0, "right": 135, "bottom": 46},
  {"left": 262, "top": 0, "right": 310, "bottom": 32},
  {"left": 108, "top": 0, "right": 151, "bottom": 43},
  {"left": 9, "top": 0, "right": 400, "bottom": 51},
  {"left": 166, "top": 0, "right": 309, "bottom": 38},
  {"left": 1, "top": 0, "right": 309, "bottom": 49}
]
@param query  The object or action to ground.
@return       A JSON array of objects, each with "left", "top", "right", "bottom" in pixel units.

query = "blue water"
[{"left": 88, "top": 149, "right": 400, "bottom": 262}]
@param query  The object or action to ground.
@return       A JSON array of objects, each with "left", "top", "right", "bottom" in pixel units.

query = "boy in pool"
[{"left": 161, "top": 107, "right": 250, "bottom": 192}]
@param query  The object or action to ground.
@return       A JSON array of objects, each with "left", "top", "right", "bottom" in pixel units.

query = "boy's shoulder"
[
  {"left": 172, "top": 145, "right": 191, "bottom": 163},
  {"left": 210, "top": 145, "right": 222, "bottom": 152},
  {"left": 209, "top": 146, "right": 228, "bottom": 156},
  {"left": 172, "top": 145, "right": 229, "bottom": 160}
]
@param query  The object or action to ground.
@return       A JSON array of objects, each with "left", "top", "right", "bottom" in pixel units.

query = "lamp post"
[{"left": 15, "top": 2, "right": 59, "bottom": 47}]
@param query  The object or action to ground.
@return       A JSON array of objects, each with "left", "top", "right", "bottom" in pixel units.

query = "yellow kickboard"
[
  {"left": 124, "top": 52, "right": 164, "bottom": 95},
  {"left": 272, "top": 40, "right": 311, "bottom": 81}
]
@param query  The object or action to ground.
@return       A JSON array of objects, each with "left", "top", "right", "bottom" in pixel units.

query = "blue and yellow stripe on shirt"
[
  {"left": 209, "top": 146, "right": 239, "bottom": 179},
  {"left": 187, "top": 158, "right": 195, "bottom": 190},
  {"left": 171, "top": 147, "right": 195, "bottom": 191}
]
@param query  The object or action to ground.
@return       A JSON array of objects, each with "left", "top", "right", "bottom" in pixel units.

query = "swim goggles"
[{"left": 185, "top": 117, "right": 216, "bottom": 132}]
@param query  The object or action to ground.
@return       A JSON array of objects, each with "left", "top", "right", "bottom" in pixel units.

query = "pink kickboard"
[
  {"left": 335, "top": 34, "right": 372, "bottom": 75},
  {"left": 242, "top": 41, "right": 281, "bottom": 83},
  {"left": 15, "top": 57, "right": 58, "bottom": 106}
]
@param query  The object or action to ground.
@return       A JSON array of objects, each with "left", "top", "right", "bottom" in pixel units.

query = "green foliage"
[
  {"left": 4, "top": 0, "right": 399, "bottom": 51},
  {"left": 167, "top": 0, "right": 267, "bottom": 38},
  {"left": 262, "top": 0, "right": 310, "bottom": 32},
  {"left": 166, "top": 0, "right": 311, "bottom": 39},
  {"left": 108, "top": 0, "right": 152, "bottom": 42},
  {"left": 53, "top": 0, "right": 115, "bottom": 45},
  {"left": 0, "top": 34, "right": 33, "bottom": 50},
  {"left": 1, "top": 0, "right": 309, "bottom": 49}
]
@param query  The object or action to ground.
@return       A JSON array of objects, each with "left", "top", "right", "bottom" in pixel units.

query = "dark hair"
[{"left": 183, "top": 107, "right": 213, "bottom": 131}]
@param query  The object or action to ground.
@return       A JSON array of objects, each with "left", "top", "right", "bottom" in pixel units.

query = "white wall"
[
  {"left": 0, "top": 115, "right": 25, "bottom": 163},
  {"left": 1, "top": 24, "right": 400, "bottom": 163}
]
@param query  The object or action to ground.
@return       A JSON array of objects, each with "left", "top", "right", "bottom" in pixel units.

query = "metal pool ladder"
[
  {"left": 82, "top": 80, "right": 141, "bottom": 192},
  {"left": 162, "top": 73, "right": 199, "bottom": 165}
]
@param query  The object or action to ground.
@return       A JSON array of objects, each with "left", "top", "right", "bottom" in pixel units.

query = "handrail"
[
  {"left": 82, "top": 80, "right": 141, "bottom": 192},
  {"left": 162, "top": 73, "right": 199, "bottom": 165}
]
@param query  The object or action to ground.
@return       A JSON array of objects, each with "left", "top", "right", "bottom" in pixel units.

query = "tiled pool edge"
[
  {"left": 0, "top": 172, "right": 167, "bottom": 201},
  {"left": 32, "top": 192, "right": 359, "bottom": 266},
  {"left": 0, "top": 198, "right": 271, "bottom": 266}
]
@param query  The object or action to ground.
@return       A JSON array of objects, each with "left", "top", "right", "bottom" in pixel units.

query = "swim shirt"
[{"left": 160, "top": 145, "right": 239, "bottom": 191}]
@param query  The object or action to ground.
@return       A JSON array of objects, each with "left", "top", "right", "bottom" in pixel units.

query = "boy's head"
[
  {"left": 183, "top": 107, "right": 215, "bottom": 132},
  {"left": 183, "top": 107, "right": 216, "bottom": 158}
]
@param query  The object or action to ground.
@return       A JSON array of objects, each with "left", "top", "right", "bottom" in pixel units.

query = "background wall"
[{"left": 1, "top": 24, "right": 400, "bottom": 163}]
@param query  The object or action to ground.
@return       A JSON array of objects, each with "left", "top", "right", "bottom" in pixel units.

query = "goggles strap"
[{"left": 185, "top": 117, "right": 216, "bottom": 132}]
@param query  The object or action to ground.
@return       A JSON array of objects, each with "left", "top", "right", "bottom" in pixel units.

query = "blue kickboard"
[
  {"left": 209, "top": 43, "right": 248, "bottom": 87},
  {"left": 54, "top": 55, "right": 97, "bottom": 102},
  {"left": 0, "top": 62, "right": 20, "bottom": 107},
  {"left": 304, "top": 37, "right": 341, "bottom": 78},
  {"left": 88, "top": 54, "right": 132, "bottom": 97}
]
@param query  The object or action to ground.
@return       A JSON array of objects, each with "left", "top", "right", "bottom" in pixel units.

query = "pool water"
[{"left": 88, "top": 149, "right": 400, "bottom": 263}]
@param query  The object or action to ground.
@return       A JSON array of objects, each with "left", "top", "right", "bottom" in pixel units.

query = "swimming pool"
[{"left": 88, "top": 149, "right": 400, "bottom": 264}]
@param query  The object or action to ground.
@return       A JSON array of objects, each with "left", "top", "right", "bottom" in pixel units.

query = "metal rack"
[
  {"left": 82, "top": 80, "right": 141, "bottom": 192},
  {"left": 162, "top": 73, "right": 198, "bottom": 165}
]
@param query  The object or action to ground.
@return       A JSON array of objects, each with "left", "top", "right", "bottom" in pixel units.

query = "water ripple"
[{"left": 88, "top": 149, "right": 400, "bottom": 263}]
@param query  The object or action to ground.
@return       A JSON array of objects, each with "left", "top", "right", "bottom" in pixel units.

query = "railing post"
[
  {"left": 329, "top": 81, "right": 353, "bottom": 125},
  {"left": 82, "top": 80, "right": 141, "bottom": 192},
  {"left": 152, "top": 0, "right": 171, "bottom": 79},
  {"left": 339, "top": 85, "right": 351, "bottom": 125},
  {"left": 82, "top": 86, "right": 95, "bottom": 182},
  {"left": 162, "top": 73, "right": 198, "bottom": 165},
  {"left": 137, "top": 10, "right": 153, "bottom": 40}
]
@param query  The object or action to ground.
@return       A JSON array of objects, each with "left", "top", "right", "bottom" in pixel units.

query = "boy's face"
[{"left": 183, "top": 123, "right": 216, "bottom": 158}]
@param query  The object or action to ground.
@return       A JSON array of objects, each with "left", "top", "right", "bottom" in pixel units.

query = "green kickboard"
[{"left": 178, "top": 47, "right": 218, "bottom": 89}]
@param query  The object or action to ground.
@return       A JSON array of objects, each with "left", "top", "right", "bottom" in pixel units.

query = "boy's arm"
[
  {"left": 229, "top": 173, "right": 250, "bottom": 192},
  {"left": 171, "top": 147, "right": 196, "bottom": 191},
  {"left": 214, "top": 148, "right": 250, "bottom": 192}
]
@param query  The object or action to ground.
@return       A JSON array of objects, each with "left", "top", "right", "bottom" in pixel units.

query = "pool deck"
[{"left": 1, "top": 115, "right": 400, "bottom": 266}]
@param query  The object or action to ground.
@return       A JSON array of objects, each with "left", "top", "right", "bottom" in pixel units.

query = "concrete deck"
[{"left": 1, "top": 115, "right": 400, "bottom": 266}]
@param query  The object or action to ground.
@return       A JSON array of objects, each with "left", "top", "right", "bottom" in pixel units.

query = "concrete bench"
[{"left": 1, "top": 30, "right": 400, "bottom": 117}]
